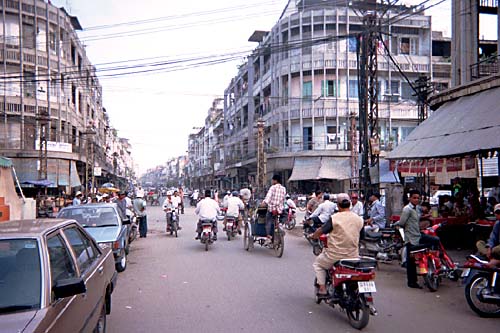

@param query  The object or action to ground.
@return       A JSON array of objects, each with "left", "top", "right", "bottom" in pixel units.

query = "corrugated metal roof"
[
  {"left": 387, "top": 86, "right": 500, "bottom": 160},
  {"left": 0, "top": 156, "right": 12, "bottom": 168},
  {"left": 288, "top": 157, "right": 321, "bottom": 181}
]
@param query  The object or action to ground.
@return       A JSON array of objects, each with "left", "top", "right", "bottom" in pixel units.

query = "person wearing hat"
[
  {"left": 223, "top": 191, "right": 245, "bottom": 233},
  {"left": 133, "top": 192, "right": 148, "bottom": 238},
  {"left": 310, "top": 193, "right": 364, "bottom": 298},
  {"left": 477, "top": 203, "right": 500, "bottom": 267},
  {"left": 73, "top": 191, "right": 83, "bottom": 206}
]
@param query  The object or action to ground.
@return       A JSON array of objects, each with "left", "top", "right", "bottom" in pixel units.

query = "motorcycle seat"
[
  {"left": 365, "top": 231, "right": 382, "bottom": 239},
  {"left": 334, "top": 257, "right": 377, "bottom": 270},
  {"left": 409, "top": 244, "right": 430, "bottom": 253}
]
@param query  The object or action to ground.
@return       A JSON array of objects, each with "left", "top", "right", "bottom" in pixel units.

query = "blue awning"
[{"left": 12, "top": 158, "right": 80, "bottom": 187}]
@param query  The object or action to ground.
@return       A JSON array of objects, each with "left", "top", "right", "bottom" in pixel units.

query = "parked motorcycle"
[
  {"left": 410, "top": 223, "right": 460, "bottom": 292},
  {"left": 462, "top": 254, "right": 500, "bottom": 317},
  {"left": 225, "top": 216, "right": 238, "bottom": 241},
  {"left": 165, "top": 208, "right": 179, "bottom": 238},
  {"left": 314, "top": 234, "right": 377, "bottom": 330},
  {"left": 359, "top": 227, "right": 405, "bottom": 263},
  {"left": 126, "top": 210, "right": 138, "bottom": 245}
]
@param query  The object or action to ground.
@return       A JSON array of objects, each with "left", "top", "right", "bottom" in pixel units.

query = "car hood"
[
  {"left": 84, "top": 226, "right": 120, "bottom": 242},
  {"left": 0, "top": 309, "right": 37, "bottom": 333}
]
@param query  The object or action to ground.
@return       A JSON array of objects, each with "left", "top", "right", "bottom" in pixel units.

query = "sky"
[{"left": 50, "top": 0, "right": 496, "bottom": 174}]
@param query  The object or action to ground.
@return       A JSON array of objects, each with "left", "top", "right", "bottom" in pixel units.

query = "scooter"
[
  {"left": 314, "top": 236, "right": 377, "bottom": 330},
  {"left": 225, "top": 216, "right": 238, "bottom": 241},
  {"left": 359, "top": 227, "right": 405, "bottom": 263},
  {"left": 462, "top": 254, "right": 500, "bottom": 317},
  {"left": 410, "top": 223, "right": 460, "bottom": 292}
]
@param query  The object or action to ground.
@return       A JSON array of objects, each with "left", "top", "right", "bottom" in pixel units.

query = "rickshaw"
[{"left": 243, "top": 206, "right": 285, "bottom": 258}]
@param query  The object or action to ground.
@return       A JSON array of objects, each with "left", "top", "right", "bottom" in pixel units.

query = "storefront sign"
[{"left": 35, "top": 140, "right": 72, "bottom": 153}]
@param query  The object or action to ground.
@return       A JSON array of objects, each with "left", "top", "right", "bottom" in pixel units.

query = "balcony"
[{"left": 471, "top": 55, "right": 500, "bottom": 80}]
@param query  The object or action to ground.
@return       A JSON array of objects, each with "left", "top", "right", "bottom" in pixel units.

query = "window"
[
  {"left": 401, "top": 82, "right": 416, "bottom": 101},
  {"left": 303, "top": 127, "right": 312, "bottom": 150},
  {"left": 321, "top": 80, "right": 337, "bottom": 97},
  {"left": 63, "top": 227, "right": 98, "bottom": 273},
  {"left": 47, "top": 234, "right": 76, "bottom": 289},
  {"left": 385, "top": 80, "right": 400, "bottom": 102},
  {"left": 71, "top": 85, "right": 76, "bottom": 105},
  {"left": 348, "top": 37, "right": 357, "bottom": 53},
  {"left": 348, "top": 80, "right": 358, "bottom": 98},
  {"left": 23, "top": 72, "right": 36, "bottom": 97},
  {"left": 400, "top": 37, "right": 410, "bottom": 55},
  {"left": 284, "top": 129, "right": 289, "bottom": 147},
  {"left": 302, "top": 81, "right": 312, "bottom": 98},
  {"left": 327, "top": 126, "right": 339, "bottom": 145}
]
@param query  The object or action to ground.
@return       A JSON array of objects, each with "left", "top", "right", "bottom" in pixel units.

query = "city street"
[{"left": 108, "top": 200, "right": 499, "bottom": 333}]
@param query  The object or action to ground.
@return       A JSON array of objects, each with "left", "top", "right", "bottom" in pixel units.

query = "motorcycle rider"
[
  {"left": 476, "top": 203, "right": 500, "bottom": 267},
  {"left": 307, "top": 190, "right": 323, "bottom": 214},
  {"left": 393, "top": 190, "right": 440, "bottom": 289},
  {"left": 172, "top": 190, "right": 183, "bottom": 213},
  {"left": 307, "top": 193, "right": 336, "bottom": 231},
  {"left": 162, "top": 191, "right": 175, "bottom": 232},
  {"left": 310, "top": 193, "right": 364, "bottom": 298},
  {"left": 284, "top": 195, "right": 297, "bottom": 215},
  {"left": 261, "top": 175, "right": 287, "bottom": 241},
  {"left": 224, "top": 191, "right": 245, "bottom": 234},
  {"left": 195, "top": 189, "right": 221, "bottom": 240}
]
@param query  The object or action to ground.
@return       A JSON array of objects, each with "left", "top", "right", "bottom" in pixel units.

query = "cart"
[{"left": 243, "top": 206, "right": 284, "bottom": 258}]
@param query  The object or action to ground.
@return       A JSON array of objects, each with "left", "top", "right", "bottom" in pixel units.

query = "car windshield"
[
  {"left": 58, "top": 207, "right": 119, "bottom": 227},
  {"left": 0, "top": 239, "right": 41, "bottom": 313}
]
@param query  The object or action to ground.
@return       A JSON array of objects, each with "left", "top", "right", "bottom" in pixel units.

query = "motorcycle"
[
  {"left": 462, "top": 254, "right": 500, "bottom": 317},
  {"left": 410, "top": 223, "right": 460, "bottom": 292},
  {"left": 126, "top": 209, "right": 138, "bottom": 244},
  {"left": 359, "top": 227, "right": 405, "bottom": 263},
  {"left": 303, "top": 214, "right": 324, "bottom": 256},
  {"left": 200, "top": 217, "right": 221, "bottom": 251},
  {"left": 165, "top": 208, "right": 179, "bottom": 237},
  {"left": 283, "top": 208, "right": 296, "bottom": 230},
  {"left": 225, "top": 216, "right": 238, "bottom": 241},
  {"left": 314, "top": 236, "right": 377, "bottom": 330},
  {"left": 190, "top": 196, "right": 199, "bottom": 207},
  {"left": 297, "top": 196, "right": 307, "bottom": 212}
]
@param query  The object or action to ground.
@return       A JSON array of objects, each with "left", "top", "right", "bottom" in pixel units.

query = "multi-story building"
[
  {"left": 187, "top": 98, "right": 224, "bottom": 190},
  {"left": 222, "top": 0, "right": 451, "bottom": 193},
  {"left": 0, "top": 0, "right": 133, "bottom": 194}
]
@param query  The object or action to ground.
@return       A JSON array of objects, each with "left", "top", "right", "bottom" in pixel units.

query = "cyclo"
[{"left": 243, "top": 205, "right": 284, "bottom": 258}]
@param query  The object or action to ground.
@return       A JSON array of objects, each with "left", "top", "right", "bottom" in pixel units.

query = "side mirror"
[
  {"left": 53, "top": 277, "right": 86, "bottom": 299},
  {"left": 122, "top": 218, "right": 131, "bottom": 225}
]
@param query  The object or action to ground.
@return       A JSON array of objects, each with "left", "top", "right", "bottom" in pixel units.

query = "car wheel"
[
  {"left": 93, "top": 302, "right": 106, "bottom": 333},
  {"left": 116, "top": 252, "right": 127, "bottom": 272}
]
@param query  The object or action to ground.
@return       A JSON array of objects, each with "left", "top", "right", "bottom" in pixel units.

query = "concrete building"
[
  {"left": 222, "top": 0, "right": 451, "bottom": 193},
  {"left": 187, "top": 98, "right": 224, "bottom": 190},
  {"left": 0, "top": 0, "right": 133, "bottom": 194}
]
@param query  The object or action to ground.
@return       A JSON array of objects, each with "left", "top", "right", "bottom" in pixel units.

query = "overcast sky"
[{"left": 51, "top": 0, "right": 495, "bottom": 174}]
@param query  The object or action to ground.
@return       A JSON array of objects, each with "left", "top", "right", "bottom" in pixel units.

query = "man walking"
[
  {"left": 133, "top": 193, "right": 148, "bottom": 238},
  {"left": 72, "top": 191, "right": 83, "bottom": 206}
]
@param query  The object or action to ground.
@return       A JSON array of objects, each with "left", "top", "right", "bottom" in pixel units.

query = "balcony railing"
[{"left": 471, "top": 55, "right": 500, "bottom": 80}]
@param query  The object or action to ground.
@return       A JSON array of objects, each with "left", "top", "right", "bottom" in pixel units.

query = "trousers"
[
  {"left": 313, "top": 252, "right": 336, "bottom": 285},
  {"left": 138, "top": 216, "right": 147, "bottom": 237}
]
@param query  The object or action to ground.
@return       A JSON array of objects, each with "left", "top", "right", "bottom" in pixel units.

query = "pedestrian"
[
  {"left": 72, "top": 191, "right": 82, "bottom": 206},
  {"left": 117, "top": 191, "right": 128, "bottom": 217},
  {"left": 178, "top": 187, "right": 185, "bottom": 214},
  {"left": 133, "top": 192, "right": 148, "bottom": 238}
]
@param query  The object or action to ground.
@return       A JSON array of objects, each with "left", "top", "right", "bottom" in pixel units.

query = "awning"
[
  {"left": 13, "top": 158, "right": 80, "bottom": 187},
  {"left": 0, "top": 156, "right": 12, "bottom": 168},
  {"left": 267, "top": 157, "right": 294, "bottom": 171},
  {"left": 387, "top": 86, "right": 500, "bottom": 160},
  {"left": 379, "top": 159, "right": 400, "bottom": 183},
  {"left": 288, "top": 157, "right": 321, "bottom": 181},
  {"left": 317, "top": 157, "right": 351, "bottom": 180}
]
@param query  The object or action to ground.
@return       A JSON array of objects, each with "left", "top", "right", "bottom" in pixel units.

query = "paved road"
[{"left": 108, "top": 202, "right": 498, "bottom": 332}]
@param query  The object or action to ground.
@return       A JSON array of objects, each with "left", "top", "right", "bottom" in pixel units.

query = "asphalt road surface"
[{"left": 108, "top": 201, "right": 499, "bottom": 332}]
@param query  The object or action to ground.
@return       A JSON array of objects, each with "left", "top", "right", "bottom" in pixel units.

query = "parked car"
[
  {"left": 58, "top": 203, "right": 131, "bottom": 272},
  {"left": 0, "top": 219, "right": 117, "bottom": 333}
]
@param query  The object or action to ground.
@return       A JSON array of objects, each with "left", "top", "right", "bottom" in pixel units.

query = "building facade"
[
  {"left": 0, "top": 0, "right": 133, "bottom": 194},
  {"left": 221, "top": 0, "right": 451, "bottom": 193}
]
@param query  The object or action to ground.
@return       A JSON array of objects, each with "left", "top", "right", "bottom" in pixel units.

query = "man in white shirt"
[
  {"left": 350, "top": 192, "right": 364, "bottom": 217},
  {"left": 224, "top": 191, "right": 245, "bottom": 233},
  {"left": 172, "top": 190, "right": 182, "bottom": 210},
  {"left": 195, "top": 189, "right": 221, "bottom": 240}
]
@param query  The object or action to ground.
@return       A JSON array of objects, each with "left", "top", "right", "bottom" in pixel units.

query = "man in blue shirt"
[
  {"left": 365, "top": 193, "right": 386, "bottom": 231},
  {"left": 477, "top": 203, "right": 500, "bottom": 267}
]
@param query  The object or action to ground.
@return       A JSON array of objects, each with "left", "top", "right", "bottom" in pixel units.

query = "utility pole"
[
  {"left": 357, "top": 11, "right": 380, "bottom": 201},
  {"left": 415, "top": 75, "right": 432, "bottom": 124},
  {"left": 84, "top": 127, "right": 96, "bottom": 197},
  {"left": 37, "top": 112, "right": 49, "bottom": 183},
  {"left": 349, "top": 111, "right": 358, "bottom": 191},
  {"left": 256, "top": 118, "right": 266, "bottom": 198}
]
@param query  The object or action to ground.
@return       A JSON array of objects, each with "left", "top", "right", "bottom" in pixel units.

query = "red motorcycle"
[
  {"left": 224, "top": 216, "right": 238, "bottom": 241},
  {"left": 283, "top": 208, "right": 296, "bottom": 230},
  {"left": 461, "top": 254, "right": 500, "bottom": 317},
  {"left": 314, "top": 235, "right": 378, "bottom": 330},
  {"left": 410, "top": 223, "right": 460, "bottom": 292}
]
